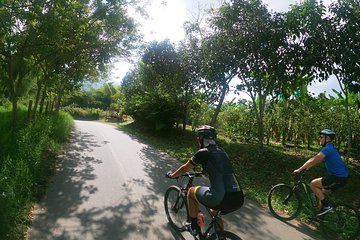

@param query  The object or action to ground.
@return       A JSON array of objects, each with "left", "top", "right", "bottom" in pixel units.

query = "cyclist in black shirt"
[{"left": 167, "top": 125, "right": 244, "bottom": 235}]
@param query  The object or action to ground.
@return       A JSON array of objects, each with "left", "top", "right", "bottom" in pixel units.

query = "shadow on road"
[
  {"left": 136, "top": 134, "right": 322, "bottom": 240},
  {"left": 29, "top": 122, "right": 322, "bottom": 240}
]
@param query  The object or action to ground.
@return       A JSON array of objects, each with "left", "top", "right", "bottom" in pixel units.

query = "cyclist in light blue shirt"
[{"left": 293, "top": 129, "right": 349, "bottom": 216}]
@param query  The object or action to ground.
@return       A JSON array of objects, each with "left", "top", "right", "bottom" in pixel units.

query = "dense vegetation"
[
  {"left": 0, "top": 108, "right": 73, "bottom": 239},
  {"left": 118, "top": 0, "right": 360, "bottom": 159},
  {"left": 0, "top": 0, "right": 359, "bottom": 239},
  {"left": 0, "top": 0, "right": 138, "bottom": 129},
  {"left": 0, "top": 0, "right": 137, "bottom": 239},
  {"left": 119, "top": 122, "right": 360, "bottom": 223}
]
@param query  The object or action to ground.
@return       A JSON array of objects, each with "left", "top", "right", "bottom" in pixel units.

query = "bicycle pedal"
[{"left": 184, "top": 222, "right": 198, "bottom": 236}]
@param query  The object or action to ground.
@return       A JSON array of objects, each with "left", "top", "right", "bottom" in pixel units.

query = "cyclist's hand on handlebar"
[
  {"left": 293, "top": 168, "right": 302, "bottom": 175},
  {"left": 165, "top": 171, "right": 173, "bottom": 178}
]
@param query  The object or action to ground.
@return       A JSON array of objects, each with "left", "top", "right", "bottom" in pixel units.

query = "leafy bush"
[
  {"left": 125, "top": 92, "right": 178, "bottom": 130},
  {"left": 62, "top": 106, "right": 102, "bottom": 120},
  {"left": 0, "top": 110, "right": 74, "bottom": 239}
]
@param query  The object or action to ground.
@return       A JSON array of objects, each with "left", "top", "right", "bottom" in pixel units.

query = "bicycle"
[
  {"left": 267, "top": 170, "right": 360, "bottom": 240},
  {"left": 164, "top": 171, "right": 242, "bottom": 240}
]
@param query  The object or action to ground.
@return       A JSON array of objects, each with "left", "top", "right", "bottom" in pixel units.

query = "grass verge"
[
  {"left": 0, "top": 111, "right": 74, "bottom": 240},
  {"left": 118, "top": 122, "right": 360, "bottom": 221}
]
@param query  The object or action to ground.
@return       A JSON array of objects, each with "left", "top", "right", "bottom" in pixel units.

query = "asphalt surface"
[{"left": 28, "top": 120, "right": 322, "bottom": 240}]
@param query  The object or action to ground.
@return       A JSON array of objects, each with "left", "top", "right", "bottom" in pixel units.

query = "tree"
[
  {"left": 178, "top": 33, "right": 204, "bottom": 130},
  {"left": 0, "top": 0, "right": 38, "bottom": 128},
  {"left": 199, "top": 33, "right": 238, "bottom": 127},
  {"left": 0, "top": 0, "right": 138, "bottom": 126},
  {"left": 287, "top": 0, "right": 360, "bottom": 158},
  {"left": 121, "top": 40, "right": 183, "bottom": 130},
  {"left": 205, "top": 0, "right": 294, "bottom": 146}
]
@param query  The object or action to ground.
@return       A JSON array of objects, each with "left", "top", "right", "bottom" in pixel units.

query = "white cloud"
[
  {"left": 308, "top": 75, "right": 343, "bottom": 97},
  {"left": 262, "top": 0, "right": 333, "bottom": 12},
  {"left": 140, "top": 0, "right": 187, "bottom": 43}
]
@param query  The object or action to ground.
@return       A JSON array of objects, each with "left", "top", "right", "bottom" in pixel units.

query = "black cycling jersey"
[{"left": 190, "top": 144, "right": 241, "bottom": 195}]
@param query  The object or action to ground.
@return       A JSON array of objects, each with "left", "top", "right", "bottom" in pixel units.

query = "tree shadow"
[
  {"left": 29, "top": 122, "right": 183, "bottom": 239},
  {"left": 138, "top": 143, "right": 322, "bottom": 239},
  {"left": 29, "top": 122, "right": 323, "bottom": 239}
]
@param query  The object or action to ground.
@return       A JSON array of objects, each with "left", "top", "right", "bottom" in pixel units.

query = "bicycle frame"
[
  {"left": 293, "top": 173, "right": 318, "bottom": 210},
  {"left": 268, "top": 171, "right": 360, "bottom": 239},
  {"left": 172, "top": 172, "right": 226, "bottom": 239}
]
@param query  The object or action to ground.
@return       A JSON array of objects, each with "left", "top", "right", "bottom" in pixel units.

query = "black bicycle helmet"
[
  {"left": 319, "top": 129, "right": 336, "bottom": 141},
  {"left": 197, "top": 125, "right": 217, "bottom": 140}
]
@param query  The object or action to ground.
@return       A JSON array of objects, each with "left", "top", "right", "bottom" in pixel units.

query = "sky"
[{"left": 110, "top": 0, "right": 341, "bottom": 100}]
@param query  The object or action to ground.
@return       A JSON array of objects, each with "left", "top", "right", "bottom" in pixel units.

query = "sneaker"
[
  {"left": 316, "top": 205, "right": 333, "bottom": 216},
  {"left": 184, "top": 222, "right": 199, "bottom": 236}
]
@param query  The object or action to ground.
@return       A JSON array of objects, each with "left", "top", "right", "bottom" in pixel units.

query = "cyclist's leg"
[
  {"left": 188, "top": 186, "right": 200, "bottom": 218},
  {"left": 187, "top": 186, "right": 222, "bottom": 234},
  {"left": 209, "top": 208, "right": 224, "bottom": 230},
  {"left": 211, "top": 191, "right": 245, "bottom": 231},
  {"left": 310, "top": 177, "right": 325, "bottom": 201},
  {"left": 321, "top": 176, "right": 348, "bottom": 204}
]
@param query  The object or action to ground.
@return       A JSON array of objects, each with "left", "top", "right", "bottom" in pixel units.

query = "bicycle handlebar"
[
  {"left": 294, "top": 170, "right": 307, "bottom": 182},
  {"left": 165, "top": 171, "right": 204, "bottom": 179}
]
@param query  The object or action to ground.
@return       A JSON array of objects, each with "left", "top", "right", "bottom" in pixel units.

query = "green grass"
[
  {"left": 0, "top": 109, "right": 74, "bottom": 240},
  {"left": 118, "top": 122, "right": 360, "bottom": 215}
]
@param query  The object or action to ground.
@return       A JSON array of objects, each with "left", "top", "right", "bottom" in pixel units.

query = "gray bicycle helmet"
[
  {"left": 197, "top": 125, "right": 217, "bottom": 140},
  {"left": 319, "top": 129, "right": 336, "bottom": 141}
]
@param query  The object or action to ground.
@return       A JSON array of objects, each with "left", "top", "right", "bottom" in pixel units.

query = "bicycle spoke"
[
  {"left": 164, "top": 186, "right": 187, "bottom": 231},
  {"left": 268, "top": 184, "right": 302, "bottom": 221}
]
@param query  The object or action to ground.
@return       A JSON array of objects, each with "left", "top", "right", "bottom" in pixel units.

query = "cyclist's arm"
[
  {"left": 294, "top": 152, "right": 325, "bottom": 173},
  {"left": 170, "top": 160, "right": 194, "bottom": 178}
]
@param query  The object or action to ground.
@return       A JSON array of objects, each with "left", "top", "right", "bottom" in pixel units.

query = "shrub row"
[
  {"left": 62, "top": 106, "right": 102, "bottom": 120},
  {"left": 0, "top": 111, "right": 74, "bottom": 239}
]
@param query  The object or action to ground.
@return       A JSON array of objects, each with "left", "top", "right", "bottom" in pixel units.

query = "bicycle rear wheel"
[
  {"left": 320, "top": 203, "right": 360, "bottom": 240},
  {"left": 164, "top": 186, "right": 188, "bottom": 231},
  {"left": 268, "top": 184, "right": 302, "bottom": 221},
  {"left": 208, "top": 230, "right": 242, "bottom": 240}
]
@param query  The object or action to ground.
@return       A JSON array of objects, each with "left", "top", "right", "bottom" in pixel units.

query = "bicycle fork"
[
  {"left": 283, "top": 188, "right": 297, "bottom": 205},
  {"left": 172, "top": 191, "right": 185, "bottom": 214}
]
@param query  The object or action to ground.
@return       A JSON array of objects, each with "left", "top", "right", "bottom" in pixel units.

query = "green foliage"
[
  {"left": 63, "top": 83, "right": 120, "bottom": 111},
  {"left": 119, "top": 122, "right": 360, "bottom": 212},
  {"left": 0, "top": 109, "right": 74, "bottom": 239},
  {"left": 0, "top": 0, "right": 139, "bottom": 127},
  {"left": 217, "top": 101, "right": 257, "bottom": 142},
  {"left": 126, "top": 92, "right": 179, "bottom": 130},
  {"left": 121, "top": 40, "right": 202, "bottom": 130},
  {"left": 62, "top": 106, "right": 102, "bottom": 120}
]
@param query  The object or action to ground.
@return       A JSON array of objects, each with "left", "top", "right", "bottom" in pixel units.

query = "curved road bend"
[{"left": 28, "top": 120, "right": 321, "bottom": 240}]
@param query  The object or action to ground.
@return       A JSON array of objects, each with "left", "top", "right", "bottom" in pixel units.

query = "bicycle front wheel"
[
  {"left": 164, "top": 186, "right": 188, "bottom": 231},
  {"left": 268, "top": 184, "right": 302, "bottom": 221},
  {"left": 320, "top": 203, "right": 360, "bottom": 240},
  {"left": 208, "top": 230, "right": 242, "bottom": 240}
]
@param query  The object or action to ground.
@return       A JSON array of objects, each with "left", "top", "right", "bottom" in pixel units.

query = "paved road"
[{"left": 28, "top": 120, "right": 322, "bottom": 240}]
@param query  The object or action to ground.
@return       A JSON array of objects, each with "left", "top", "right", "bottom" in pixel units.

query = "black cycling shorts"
[
  {"left": 195, "top": 186, "right": 244, "bottom": 215},
  {"left": 322, "top": 175, "right": 348, "bottom": 191}
]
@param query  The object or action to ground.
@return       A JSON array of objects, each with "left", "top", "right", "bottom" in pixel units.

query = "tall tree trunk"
[
  {"left": 39, "top": 81, "right": 48, "bottom": 114},
  {"left": 182, "top": 89, "right": 189, "bottom": 131},
  {"left": 210, "top": 81, "right": 228, "bottom": 126},
  {"left": 11, "top": 99, "right": 18, "bottom": 129},
  {"left": 257, "top": 93, "right": 266, "bottom": 147},
  {"left": 27, "top": 100, "right": 33, "bottom": 122},
  {"left": 55, "top": 84, "right": 65, "bottom": 113},
  {"left": 335, "top": 75, "right": 352, "bottom": 162},
  {"left": 343, "top": 85, "right": 352, "bottom": 162},
  {"left": 32, "top": 81, "right": 42, "bottom": 120}
]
